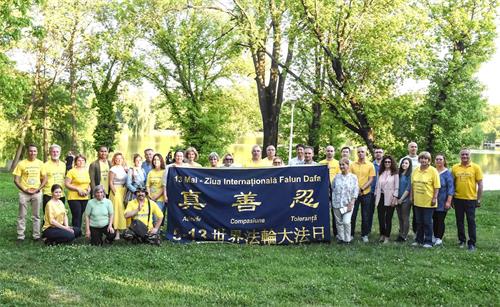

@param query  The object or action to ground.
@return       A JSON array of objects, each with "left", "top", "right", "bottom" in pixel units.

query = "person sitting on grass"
[
  {"left": 84, "top": 185, "right": 115, "bottom": 246},
  {"left": 123, "top": 185, "right": 163, "bottom": 245},
  {"left": 42, "top": 184, "right": 81, "bottom": 245}
]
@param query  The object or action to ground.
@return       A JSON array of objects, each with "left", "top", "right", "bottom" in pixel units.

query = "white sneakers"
[
  {"left": 434, "top": 238, "right": 443, "bottom": 246},
  {"left": 362, "top": 236, "right": 369, "bottom": 243}
]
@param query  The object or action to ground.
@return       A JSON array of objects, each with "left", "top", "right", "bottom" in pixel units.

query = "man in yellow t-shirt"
[
  {"left": 320, "top": 145, "right": 340, "bottom": 238},
  {"left": 244, "top": 145, "right": 266, "bottom": 167},
  {"left": 350, "top": 146, "right": 375, "bottom": 242},
  {"left": 42, "top": 144, "right": 67, "bottom": 212},
  {"left": 12, "top": 144, "right": 47, "bottom": 242},
  {"left": 451, "top": 148, "right": 483, "bottom": 251},
  {"left": 320, "top": 145, "right": 340, "bottom": 183},
  {"left": 262, "top": 145, "right": 276, "bottom": 166},
  {"left": 89, "top": 146, "right": 111, "bottom": 197},
  {"left": 124, "top": 186, "right": 163, "bottom": 244}
]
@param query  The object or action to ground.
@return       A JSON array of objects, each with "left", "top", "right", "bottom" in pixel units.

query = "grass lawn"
[{"left": 0, "top": 172, "right": 498, "bottom": 305}]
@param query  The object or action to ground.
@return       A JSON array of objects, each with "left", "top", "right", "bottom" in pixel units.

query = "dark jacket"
[{"left": 89, "top": 159, "right": 111, "bottom": 196}]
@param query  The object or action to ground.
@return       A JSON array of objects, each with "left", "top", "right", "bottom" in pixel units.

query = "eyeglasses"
[
  {"left": 384, "top": 161, "right": 391, "bottom": 164},
  {"left": 224, "top": 158, "right": 233, "bottom": 161}
]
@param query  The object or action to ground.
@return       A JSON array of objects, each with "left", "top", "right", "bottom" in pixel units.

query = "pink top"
[{"left": 375, "top": 171, "right": 399, "bottom": 207}]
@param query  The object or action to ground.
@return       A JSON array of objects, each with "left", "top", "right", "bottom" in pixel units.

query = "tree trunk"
[
  {"left": 10, "top": 93, "right": 35, "bottom": 171},
  {"left": 42, "top": 92, "right": 48, "bottom": 162}
]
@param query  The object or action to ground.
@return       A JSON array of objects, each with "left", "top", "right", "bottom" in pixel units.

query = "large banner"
[{"left": 166, "top": 165, "right": 331, "bottom": 244}]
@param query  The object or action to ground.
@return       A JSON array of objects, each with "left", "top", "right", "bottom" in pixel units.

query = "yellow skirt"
[{"left": 110, "top": 185, "right": 127, "bottom": 230}]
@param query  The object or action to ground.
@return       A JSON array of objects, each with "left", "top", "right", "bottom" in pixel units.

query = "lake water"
[{"left": 114, "top": 130, "right": 500, "bottom": 191}]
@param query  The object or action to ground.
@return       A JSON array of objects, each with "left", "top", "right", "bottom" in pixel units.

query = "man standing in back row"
[
  {"left": 320, "top": 145, "right": 340, "bottom": 184},
  {"left": 350, "top": 146, "right": 376, "bottom": 242},
  {"left": 89, "top": 146, "right": 111, "bottom": 197},
  {"left": 451, "top": 148, "right": 483, "bottom": 251},
  {"left": 42, "top": 144, "right": 66, "bottom": 213},
  {"left": 289, "top": 144, "right": 305, "bottom": 166}
]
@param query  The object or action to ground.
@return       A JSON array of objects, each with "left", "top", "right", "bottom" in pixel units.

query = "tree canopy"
[{"left": 0, "top": 0, "right": 497, "bottom": 164}]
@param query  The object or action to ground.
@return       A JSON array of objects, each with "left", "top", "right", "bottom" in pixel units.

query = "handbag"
[{"left": 128, "top": 199, "right": 151, "bottom": 238}]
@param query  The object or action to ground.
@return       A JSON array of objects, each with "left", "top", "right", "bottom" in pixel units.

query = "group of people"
[
  {"left": 327, "top": 142, "right": 482, "bottom": 251},
  {"left": 12, "top": 141, "right": 482, "bottom": 250}
]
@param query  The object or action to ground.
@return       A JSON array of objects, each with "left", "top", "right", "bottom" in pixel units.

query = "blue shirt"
[
  {"left": 398, "top": 174, "right": 411, "bottom": 201},
  {"left": 126, "top": 166, "right": 146, "bottom": 193},
  {"left": 141, "top": 161, "right": 153, "bottom": 178},
  {"left": 437, "top": 169, "right": 455, "bottom": 212}
]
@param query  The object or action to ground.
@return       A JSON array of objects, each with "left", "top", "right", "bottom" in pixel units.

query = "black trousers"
[
  {"left": 377, "top": 194, "right": 395, "bottom": 238},
  {"left": 90, "top": 225, "right": 114, "bottom": 246},
  {"left": 432, "top": 211, "right": 447, "bottom": 239},
  {"left": 43, "top": 227, "right": 81, "bottom": 245},
  {"left": 68, "top": 199, "right": 88, "bottom": 229},
  {"left": 454, "top": 198, "right": 477, "bottom": 246}
]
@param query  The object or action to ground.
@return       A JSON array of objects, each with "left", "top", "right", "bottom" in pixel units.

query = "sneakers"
[
  {"left": 383, "top": 238, "right": 390, "bottom": 244},
  {"left": 362, "top": 236, "right": 369, "bottom": 243},
  {"left": 468, "top": 245, "right": 476, "bottom": 252},
  {"left": 422, "top": 244, "right": 433, "bottom": 248},
  {"left": 458, "top": 241, "right": 466, "bottom": 248},
  {"left": 411, "top": 242, "right": 420, "bottom": 247},
  {"left": 434, "top": 238, "right": 443, "bottom": 246},
  {"left": 395, "top": 236, "right": 406, "bottom": 242},
  {"left": 379, "top": 236, "right": 385, "bottom": 242}
]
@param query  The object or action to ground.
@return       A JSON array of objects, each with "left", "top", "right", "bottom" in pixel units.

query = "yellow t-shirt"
[
  {"left": 43, "top": 199, "right": 67, "bottom": 231},
  {"left": 12, "top": 159, "right": 45, "bottom": 190},
  {"left": 42, "top": 160, "right": 66, "bottom": 195},
  {"left": 147, "top": 169, "right": 166, "bottom": 202},
  {"left": 412, "top": 166, "right": 441, "bottom": 208},
  {"left": 244, "top": 159, "right": 267, "bottom": 168},
  {"left": 262, "top": 158, "right": 274, "bottom": 167},
  {"left": 451, "top": 163, "right": 483, "bottom": 200},
  {"left": 320, "top": 159, "right": 340, "bottom": 184},
  {"left": 350, "top": 160, "right": 376, "bottom": 195},
  {"left": 124, "top": 199, "right": 163, "bottom": 231},
  {"left": 66, "top": 167, "right": 91, "bottom": 200},
  {"left": 99, "top": 161, "right": 110, "bottom": 194}
]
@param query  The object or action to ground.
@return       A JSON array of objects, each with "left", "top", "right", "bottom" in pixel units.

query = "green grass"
[{"left": 0, "top": 172, "right": 498, "bottom": 306}]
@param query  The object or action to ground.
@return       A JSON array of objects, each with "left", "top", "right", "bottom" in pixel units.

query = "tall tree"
[
  {"left": 417, "top": 0, "right": 497, "bottom": 156},
  {"left": 254, "top": 0, "right": 428, "bottom": 155},
  {"left": 141, "top": 0, "right": 242, "bottom": 162},
  {"left": 85, "top": 0, "right": 143, "bottom": 151},
  {"left": 231, "top": 0, "right": 296, "bottom": 152}
]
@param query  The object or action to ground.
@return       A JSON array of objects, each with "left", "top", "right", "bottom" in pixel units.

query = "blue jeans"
[
  {"left": 453, "top": 198, "right": 477, "bottom": 246},
  {"left": 153, "top": 201, "right": 166, "bottom": 227},
  {"left": 414, "top": 206, "right": 434, "bottom": 245},
  {"left": 351, "top": 193, "right": 373, "bottom": 237}
]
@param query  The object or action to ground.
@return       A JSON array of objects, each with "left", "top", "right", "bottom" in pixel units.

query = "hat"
[{"left": 134, "top": 185, "right": 147, "bottom": 194}]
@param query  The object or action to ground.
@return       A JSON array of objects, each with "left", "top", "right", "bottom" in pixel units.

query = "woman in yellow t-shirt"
[
  {"left": 147, "top": 153, "right": 166, "bottom": 223},
  {"left": 411, "top": 151, "right": 440, "bottom": 248},
  {"left": 42, "top": 184, "right": 81, "bottom": 245},
  {"left": 65, "top": 154, "right": 91, "bottom": 229}
]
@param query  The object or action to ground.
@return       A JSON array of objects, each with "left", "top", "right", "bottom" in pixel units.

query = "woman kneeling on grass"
[
  {"left": 331, "top": 158, "right": 359, "bottom": 244},
  {"left": 84, "top": 185, "right": 115, "bottom": 246},
  {"left": 42, "top": 184, "right": 81, "bottom": 245}
]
